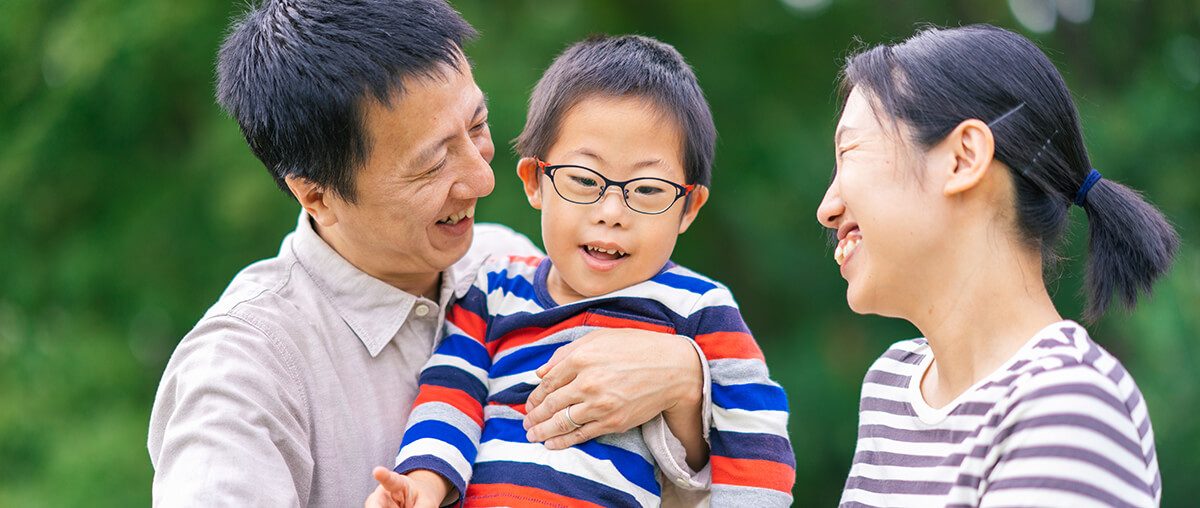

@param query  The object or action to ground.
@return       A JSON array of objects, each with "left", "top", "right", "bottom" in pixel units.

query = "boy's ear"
[
  {"left": 285, "top": 175, "right": 340, "bottom": 227},
  {"left": 941, "top": 118, "right": 995, "bottom": 197},
  {"left": 516, "top": 157, "right": 543, "bottom": 210},
  {"left": 677, "top": 185, "right": 709, "bottom": 234}
]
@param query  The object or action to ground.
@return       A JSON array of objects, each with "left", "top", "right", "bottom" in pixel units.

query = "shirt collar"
[{"left": 288, "top": 210, "right": 437, "bottom": 357}]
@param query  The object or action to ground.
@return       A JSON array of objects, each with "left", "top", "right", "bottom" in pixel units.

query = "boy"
[{"left": 369, "top": 35, "right": 795, "bottom": 507}]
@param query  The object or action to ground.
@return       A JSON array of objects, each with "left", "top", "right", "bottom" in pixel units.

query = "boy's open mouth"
[{"left": 581, "top": 243, "right": 629, "bottom": 262}]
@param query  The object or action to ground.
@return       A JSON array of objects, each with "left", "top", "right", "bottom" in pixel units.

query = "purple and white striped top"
[{"left": 841, "top": 321, "right": 1160, "bottom": 507}]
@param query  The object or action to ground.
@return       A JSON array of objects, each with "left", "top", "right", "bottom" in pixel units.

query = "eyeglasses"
[{"left": 535, "top": 158, "right": 696, "bottom": 215}]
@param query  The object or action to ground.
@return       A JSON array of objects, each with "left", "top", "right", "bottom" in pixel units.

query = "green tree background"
[{"left": 2, "top": 0, "right": 1197, "bottom": 505}]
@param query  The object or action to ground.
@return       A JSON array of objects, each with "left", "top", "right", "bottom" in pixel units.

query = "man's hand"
[
  {"left": 522, "top": 328, "right": 704, "bottom": 449},
  {"left": 365, "top": 467, "right": 449, "bottom": 508}
]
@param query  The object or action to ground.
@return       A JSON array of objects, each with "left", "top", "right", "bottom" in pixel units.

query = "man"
[{"left": 147, "top": 0, "right": 711, "bottom": 505}]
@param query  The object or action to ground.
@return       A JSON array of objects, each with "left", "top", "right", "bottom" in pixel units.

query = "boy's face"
[{"left": 517, "top": 96, "right": 709, "bottom": 303}]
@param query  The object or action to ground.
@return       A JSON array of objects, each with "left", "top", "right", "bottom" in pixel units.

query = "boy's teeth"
[{"left": 586, "top": 245, "right": 626, "bottom": 256}]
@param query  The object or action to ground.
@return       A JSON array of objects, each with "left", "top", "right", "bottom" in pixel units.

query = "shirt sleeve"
[
  {"left": 148, "top": 314, "right": 313, "bottom": 507},
  {"left": 642, "top": 338, "right": 714, "bottom": 492},
  {"left": 980, "top": 364, "right": 1160, "bottom": 507},
  {"left": 686, "top": 287, "right": 795, "bottom": 507},
  {"left": 393, "top": 275, "right": 494, "bottom": 502}
]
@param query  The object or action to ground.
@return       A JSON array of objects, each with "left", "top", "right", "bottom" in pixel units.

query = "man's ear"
[
  {"left": 677, "top": 185, "right": 709, "bottom": 234},
  {"left": 284, "top": 175, "right": 339, "bottom": 227},
  {"left": 941, "top": 118, "right": 996, "bottom": 197},
  {"left": 516, "top": 157, "right": 543, "bottom": 210}
]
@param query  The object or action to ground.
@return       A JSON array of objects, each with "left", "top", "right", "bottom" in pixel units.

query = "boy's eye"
[
  {"left": 633, "top": 185, "right": 664, "bottom": 195},
  {"left": 570, "top": 176, "right": 599, "bottom": 187}
]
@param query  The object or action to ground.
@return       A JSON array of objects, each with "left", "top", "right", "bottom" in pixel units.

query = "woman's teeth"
[
  {"left": 438, "top": 205, "right": 475, "bottom": 225},
  {"left": 585, "top": 245, "right": 627, "bottom": 257},
  {"left": 835, "top": 237, "right": 860, "bottom": 266}
]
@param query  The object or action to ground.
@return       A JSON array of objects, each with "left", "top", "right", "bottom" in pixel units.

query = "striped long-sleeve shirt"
[
  {"left": 394, "top": 255, "right": 795, "bottom": 507},
  {"left": 841, "top": 320, "right": 1160, "bottom": 507}
]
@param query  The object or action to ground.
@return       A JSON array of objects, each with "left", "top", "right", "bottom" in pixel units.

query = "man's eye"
[
  {"left": 427, "top": 158, "right": 447, "bottom": 174},
  {"left": 471, "top": 118, "right": 488, "bottom": 132}
]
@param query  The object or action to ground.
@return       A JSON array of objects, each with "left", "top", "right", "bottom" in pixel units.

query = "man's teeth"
[
  {"left": 586, "top": 245, "right": 627, "bottom": 257},
  {"left": 438, "top": 205, "right": 475, "bottom": 225},
  {"left": 835, "top": 237, "right": 860, "bottom": 266}
]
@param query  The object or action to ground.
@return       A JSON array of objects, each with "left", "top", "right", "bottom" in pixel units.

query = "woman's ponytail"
[{"left": 1079, "top": 178, "right": 1179, "bottom": 321}]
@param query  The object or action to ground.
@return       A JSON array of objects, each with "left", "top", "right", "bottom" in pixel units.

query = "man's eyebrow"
[{"left": 473, "top": 93, "right": 489, "bottom": 119}]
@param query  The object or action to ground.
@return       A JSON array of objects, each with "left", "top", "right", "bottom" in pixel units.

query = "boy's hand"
[
  {"left": 365, "top": 467, "right": 449, "bottom": 508},
  {"left": 523, "top": 328, "right": 704, "bottom": 449}
]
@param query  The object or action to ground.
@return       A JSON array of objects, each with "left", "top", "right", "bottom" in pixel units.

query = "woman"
[{"left": 819, "top": 25, "right": 1177, "bottom": 507}]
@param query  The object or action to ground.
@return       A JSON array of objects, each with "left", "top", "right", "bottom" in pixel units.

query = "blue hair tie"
[{"left": 1073, "top": 169, "right": 1102, "bottom": 206}]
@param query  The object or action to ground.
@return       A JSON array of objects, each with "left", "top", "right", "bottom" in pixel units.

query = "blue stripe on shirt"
[
  {"left": 400, "top": 419, "right": 478, "bottom": 464},
  {"left": 481, "top": 418, "right": 660, "bottom": 495},
  {"left": 712, "top": 382, "right": 790, "bottom": 412}
]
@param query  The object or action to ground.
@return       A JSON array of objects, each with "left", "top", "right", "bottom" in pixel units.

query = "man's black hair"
[{"left": 217, "top": 0, "right": 477, "bottom": 201}]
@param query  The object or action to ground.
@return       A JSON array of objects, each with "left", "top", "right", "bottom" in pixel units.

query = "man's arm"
[
  {"left": 148, "top": 315, "right": 312, "bottom": 506},
  {"left": 521, "top": 329, "right": 710, "bottom": 460}
]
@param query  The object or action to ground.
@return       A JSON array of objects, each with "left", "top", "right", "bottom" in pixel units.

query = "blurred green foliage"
[{"left": 2, "top": 0, "right": 1198, "bottom": 505}]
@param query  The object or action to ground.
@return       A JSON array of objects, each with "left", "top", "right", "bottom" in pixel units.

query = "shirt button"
[{"left": 414, "top": 304, "right": 430, "bottom": 317}]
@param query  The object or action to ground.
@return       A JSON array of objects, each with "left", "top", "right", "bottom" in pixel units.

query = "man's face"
[{"left": 319, "top": 58, "right": 495, "bottom": 291}]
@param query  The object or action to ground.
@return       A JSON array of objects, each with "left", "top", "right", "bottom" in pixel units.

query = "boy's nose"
[
  {"left": 816, "top": 180, "right": 844, "bottom": 229},
  {"left": 593, "top": 187, "right": 628, "bottom": 227}
]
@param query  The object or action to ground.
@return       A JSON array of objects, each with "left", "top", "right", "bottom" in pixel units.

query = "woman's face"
[{"left": 816, "top": 87, "right": 949, "bottom": 317}]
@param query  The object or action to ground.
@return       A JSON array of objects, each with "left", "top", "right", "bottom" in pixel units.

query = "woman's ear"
[
  {"left": 942, "top": 118, "right": 996, "bottom": 197},
  {"left": 677, "top": 185, "right": 710, "bottom": 234},
  {"left": 516, "top": 157, "right": 543, "bottom": 210}
]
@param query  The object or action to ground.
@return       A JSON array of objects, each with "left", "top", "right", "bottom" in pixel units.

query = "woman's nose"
[{"left": 816, "top": 179, "right": 844, "bottom": 229}]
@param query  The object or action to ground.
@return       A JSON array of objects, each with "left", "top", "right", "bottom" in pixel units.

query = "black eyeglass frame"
[{"left": 534, "top": 158, "right": 697, "bottom": 215}]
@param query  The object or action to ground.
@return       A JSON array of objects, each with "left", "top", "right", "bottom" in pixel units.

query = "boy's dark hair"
[
  {"left": 216, "top": 0, "right": 477, "bottom": 202},
  {"left": 515, "top": 35, "right": 716, "bottom": 187},
  {"left": 840, "top": 24, "right": 1179, "bottom": 321}
]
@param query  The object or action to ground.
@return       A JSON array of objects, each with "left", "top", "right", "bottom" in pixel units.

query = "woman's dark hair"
[
  {"left": 514, "top": 34, "right": 716, "bottom": 187},
  {"left": 839, "top": 24, "right": 1178, "bottom": 321}
]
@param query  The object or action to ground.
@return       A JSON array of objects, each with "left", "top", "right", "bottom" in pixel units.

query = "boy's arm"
[
  {"left": 690, "top": 289, "right": 795, "bottom": 507},
  {"left": 392, "top": 284, "right": 493, "bottom": 504}
]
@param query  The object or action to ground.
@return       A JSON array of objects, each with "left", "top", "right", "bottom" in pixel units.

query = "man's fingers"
[
  {"left": 535, "top": 339, "right": 583, "bottom": 378},
  {"left": 527, "top": 401, "right": 592, "bottom": 442},
  {"left": 523, "top": 383, "right": 582, "bottom": 431},
  {"left": 545, "top": 419, "right": 603, "bottom": 450},
  {"left": 525, "top": 358, "right": 579, "bottom": 414}
]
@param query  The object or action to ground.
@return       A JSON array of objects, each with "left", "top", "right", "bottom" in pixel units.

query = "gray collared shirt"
[{"left": 148, "top": 211, "right": 709, "bottom": 507}]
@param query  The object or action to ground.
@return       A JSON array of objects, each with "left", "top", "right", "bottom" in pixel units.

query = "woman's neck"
[{"left": 908, "top": 236, "right": 1062, "bottom": 408}]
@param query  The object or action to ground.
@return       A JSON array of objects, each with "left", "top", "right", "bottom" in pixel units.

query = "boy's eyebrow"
[{"left": 562, "top": 148, "right": 664, "bottom": 169}]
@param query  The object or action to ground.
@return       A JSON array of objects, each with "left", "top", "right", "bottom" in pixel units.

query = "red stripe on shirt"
[
  {"left": 414, "top": 385, "right": 484, "bottom": 427},
  {"left": 712, "top": 456, "right": 795, "bottom": 493},
  {"left": 465, "top": 482, "right": 606, "bottom": 508},
  {"left": 448, "top": 304, "right": 488, "bottom": 343},
  {"left": 694, "top": 331, "right": 765, "bottom": 361}
]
